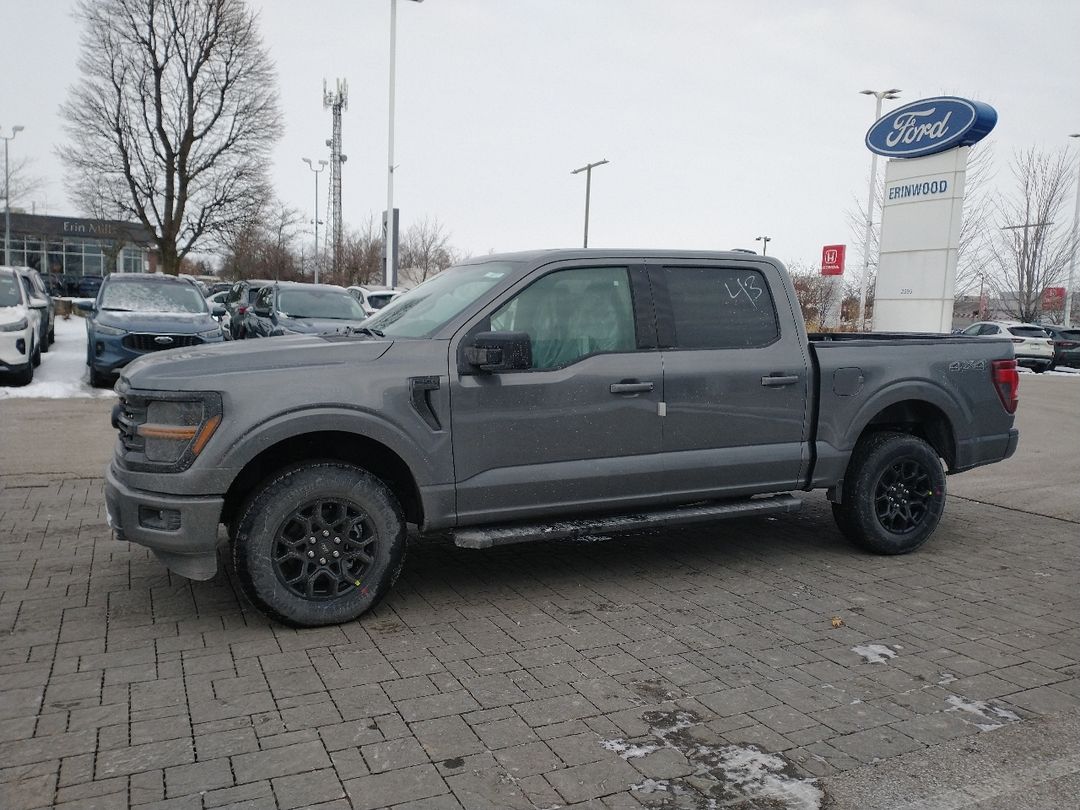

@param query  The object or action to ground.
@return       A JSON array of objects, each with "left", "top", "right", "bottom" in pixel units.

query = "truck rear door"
[{"left": 647, "top": 259, "right": 812, "bottom": 498}]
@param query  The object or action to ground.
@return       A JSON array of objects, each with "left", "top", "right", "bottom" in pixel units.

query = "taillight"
[
  {"left": 1011, "top": 337, "right": 1024, "bottom": 344},
  {"left": 237, "top": 305, "right": 249, "bottom": 314},
  {"left": 992, "top": 359, "right": 1019, "bottom": 414},
  {"left": 1060, "top": 341, "right": 1077, "bottom": 349}
]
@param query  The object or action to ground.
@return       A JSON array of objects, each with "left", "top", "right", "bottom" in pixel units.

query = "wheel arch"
[{"left": 854, "top": 398, "right": 958, "bottom": 470}]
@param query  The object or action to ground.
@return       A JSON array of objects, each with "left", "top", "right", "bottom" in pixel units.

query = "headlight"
[
  {"left": 0, "top": 318, "right": 28, "bottom": 332},
  {"left": 197, "top": 327, "right": 223, "bottom": 338},
  {"left": 123, "top": 392, "right": 223, "bottom": 468},
  {"left": 95, "top": 323, "right": 126, "bottom": 336}
]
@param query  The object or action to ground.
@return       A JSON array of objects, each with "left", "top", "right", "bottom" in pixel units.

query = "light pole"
[
  {"left": 1065, "top": 133, "right": 1080, "bottom": 327},
  {"left": 2, "top": 125, "right": 24, "bottom": 267},
  {"left": 857, "top": 88, "right": 900, "bottom": 329},
  {"left": 386, "top": 0, "right": 424, "bottom": 290},
  {"left": 302, "top": 157, "right": 328, "bottom": 283},
  {"left": 755, "top": 235, "right": 771, "bottom": 256},
  {"left": 571, "top": 159, "right": 608, "bottom": 248}
]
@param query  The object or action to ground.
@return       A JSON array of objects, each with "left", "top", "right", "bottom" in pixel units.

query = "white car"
[
  {"left": 347, "top": 285, "right": 404, "bottom": 317},
  {"left": 0, "top": 266, "right": 43, "bottom": 385},
  {"left": 960, "top": 320, "right": 1054, "bottom": 372}
]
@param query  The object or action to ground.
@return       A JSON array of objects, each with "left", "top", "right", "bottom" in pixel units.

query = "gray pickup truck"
[{"left": 106, "top": 250, "right": 1020, "bottom": 626}]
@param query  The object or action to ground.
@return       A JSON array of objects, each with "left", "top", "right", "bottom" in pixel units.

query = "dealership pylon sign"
[
  {"left": 821, "top": 245, "right": 845, "bottom": 276},
  {"left": 869, "top": 97, "right": 997, "bottom": 333}
]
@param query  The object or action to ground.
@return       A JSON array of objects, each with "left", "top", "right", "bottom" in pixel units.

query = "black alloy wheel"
[
  {"left": 872, "top": 459, "right": 935, "bottom": 534},
  {"left": 272, "top": 498, "right": 378, "bottom": 600}
]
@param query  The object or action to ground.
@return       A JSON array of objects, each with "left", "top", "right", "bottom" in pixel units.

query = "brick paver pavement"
[{"left": 1, "top": 474, "right": 1077, "bottom": 809}]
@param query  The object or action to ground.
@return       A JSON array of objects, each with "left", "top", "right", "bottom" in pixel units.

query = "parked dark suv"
[
  {"left": 1038, "top": 323, "right": 1080, "bottom": 369},
  {"left": 78, "top": 273, "right": 226, "bottom": 387},
  {"left": 222, "top": 279, "right": 274, "bottom": 339},
  {"left": 238, "top": 282, "right": 368, "bottom": 338}
]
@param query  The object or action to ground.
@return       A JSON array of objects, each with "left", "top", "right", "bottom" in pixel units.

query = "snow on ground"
[
  {"left": 851, "top": 643, "right": 898, "bottom": 664},
  {"left": 1018, "top": 366, "right": 1080, "bottom": 377},
  {"left": 0, "top": 315, "right": 116, "bottom": 400}
]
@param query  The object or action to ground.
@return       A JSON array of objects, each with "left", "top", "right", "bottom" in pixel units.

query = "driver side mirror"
[
  {"left": 76, "top": 300, "right": 96, "bottom": 313},
  {"left": 212, "top": 304, "right": 227, "bottom": 317},
  {"left": 464, "top": 331, "right": 532, "bottom": 373}
]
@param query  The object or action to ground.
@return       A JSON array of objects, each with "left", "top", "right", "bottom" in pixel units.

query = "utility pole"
[
  {"left": 571, "top": 159, "right": 608, "bottom": 248},
  {"left": 1065, "top": 133, "right": 1080, "bottom": 327},
  {"left": 2, "top": 125, "right": 24, "bottom": 266},
  {"left": 302, "top": 158, "right": 327, "bottom": 283},
  {"left": 857, "top": 89, "right": 900, "bottom": 329}
]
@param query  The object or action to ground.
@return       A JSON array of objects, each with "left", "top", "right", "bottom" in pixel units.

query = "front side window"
[
  {"left": 490, "top": 266, "right": 634, "bottom": 370},
  {"left": 662, "top": 266, "right": 779, "bottom": 349},
  {"left": 99, "top": 281, "right": 208, "bottom": 314},
  {"left": 961, "top": 324, "right": 982, "bottom": 336},
  {"left": 0, "top": 273, "right": 23, "bottom": 306}
]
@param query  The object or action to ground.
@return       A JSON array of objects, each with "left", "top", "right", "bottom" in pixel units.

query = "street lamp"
[
  {"left": 857, "top": 88, "right": 900, "bottom": 329},
  {"left": 386, "top": 0, "right": 424, "bottom": 290},
  {"left": 571, "top": 159, "right": 609, "bottom": 248},
  {"left": 755, "top": 235, "right": 771, "bottom": 256},
  {"left": 302, "top": 157, "right": 328, "bottom": 283},
  {"left": 1065, "top": 133, "right": 1080, "bottom": 327},
  {"left": 2, "top": 125, "right": 25, "bottom": 267}
]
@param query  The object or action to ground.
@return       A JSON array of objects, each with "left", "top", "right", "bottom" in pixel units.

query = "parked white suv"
[
  {"left": 961, "top": 320, "right": 1054, "bottom": 372},
  {"left": 0, "top": 266, "right": 43, "bottom": 385},
  {"left": 347, "top": 285, "right": 404, "bottom": 317}
]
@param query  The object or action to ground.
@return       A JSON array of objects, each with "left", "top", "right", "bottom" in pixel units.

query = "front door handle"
[
  {"left": 761, "top": 374, "right": 799, "bottom": 387},
  {"left": 610, "top": 381, "right": 655, "bottom": 394}
]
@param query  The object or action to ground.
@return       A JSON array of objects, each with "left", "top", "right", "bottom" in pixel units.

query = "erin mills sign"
[{"left": 865, "top": 96, "right": 997, "bottom": 159}]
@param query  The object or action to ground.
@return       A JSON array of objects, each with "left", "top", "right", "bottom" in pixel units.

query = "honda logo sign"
[{"left": 821, "top": 244, "right": 845, "bottom": 276}]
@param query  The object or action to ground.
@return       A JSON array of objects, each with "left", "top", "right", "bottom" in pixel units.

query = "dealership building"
[{"left": 0, "top": 212, "right": 157, "bottom": 279}]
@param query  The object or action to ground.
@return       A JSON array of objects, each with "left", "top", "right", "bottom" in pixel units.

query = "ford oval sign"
[{"left": 865, "top": 96, "right": 997, "bottom": 159}]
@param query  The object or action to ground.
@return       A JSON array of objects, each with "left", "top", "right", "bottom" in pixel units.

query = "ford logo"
[
  {"left": 865, "top": 96, "right": 997, "bottom": 159},
  {"left": 154, "top": 336, "right": 174, "bottom": 345}
]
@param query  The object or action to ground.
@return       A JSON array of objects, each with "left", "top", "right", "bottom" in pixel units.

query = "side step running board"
[{"left": 451, "top": 494, "right": 802, "bottom": 549}]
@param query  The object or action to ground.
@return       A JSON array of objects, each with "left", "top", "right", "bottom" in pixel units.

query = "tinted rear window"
[
  {"left": 1008, "top": 326, "right": 1048, "bottom": 338},
  {"left": 1058, "top": 330, "right": 1080, "bottom": 341},
  {"left": 662, "top": 266, "right": 779, "bottom": 349}
]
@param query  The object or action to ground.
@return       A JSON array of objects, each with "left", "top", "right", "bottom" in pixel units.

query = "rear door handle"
[
  {"left": 761, "top": 375, "right": 799, "bottom": 387},
  {"left": 610, "top": 381, "right": 655, "bottom": 394}
]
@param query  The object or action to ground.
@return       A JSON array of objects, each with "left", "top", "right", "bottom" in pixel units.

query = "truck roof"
[{"left": 460, "top": 248, "right": 778, "bottom": 266}]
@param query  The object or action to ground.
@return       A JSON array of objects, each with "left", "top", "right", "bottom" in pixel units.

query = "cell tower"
[{"left": 323, "top": 78, "right": 348, "bottom": 281}]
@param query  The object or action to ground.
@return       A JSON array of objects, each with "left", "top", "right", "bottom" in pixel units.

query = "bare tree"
[
  {"left": 60, "top": 0, "right": 281, "bottom": 274},
  {"left": 985, "top": 148, "right": 1075, "bottom": 322},
  {"left": 789, "top": 263, "right": 842, "bottom": 330},
  {"left": 0, "top": 157, "right": 44, "bottom": 209},
  {"left": 400, "top": 217, "right": 457, "bottom": 286},
  {"left": 339, "top": 216, "right": 385, "bottom": 288},
  {"left": 220, "top": 201, "right": 304, "bottom": 281}
]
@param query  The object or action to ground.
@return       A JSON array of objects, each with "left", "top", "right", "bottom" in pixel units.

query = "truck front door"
[
  {"left": 649, "top": 260, "right": 811, "bottom": 497},
  {"left": 450, "top": 263, "right": 664, "bottom": 525}
]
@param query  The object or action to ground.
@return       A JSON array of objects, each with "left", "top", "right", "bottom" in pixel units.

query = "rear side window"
[
  {"left": 662, "top": 267, "right": 779, "bottom": 349},
  {"left": 1008, "top": 326, "right": 1048, "bottom": 338}
]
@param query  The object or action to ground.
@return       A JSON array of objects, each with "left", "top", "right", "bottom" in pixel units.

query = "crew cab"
[{"left": 105, "top": 250, "right": 1020, "bottom": 626}]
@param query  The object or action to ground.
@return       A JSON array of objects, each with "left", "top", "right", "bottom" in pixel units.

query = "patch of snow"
[
  {"left": 938, "top": 673, "right": 958, "bottom": 685},
  {"left": 851, "top": 643, "right": 897, "bottom": 664},
  {"left": 600, "top": 738, "right": 661, "bottom": 759},
  {"left": 630, "top": 778, "right": 670, "bottom": 795},
  {"left": 945, "top": 695, "right": 1021, "bottom": 731},
  {"left": 711, "top": 744, "right": 824, "bottom": 810},
  {"left": 0, "top": 316, "right": 116, "bottom": 400}
]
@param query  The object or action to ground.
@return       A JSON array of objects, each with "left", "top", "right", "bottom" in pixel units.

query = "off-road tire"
[
  {"left": 232, "top": 462, "right": 406, "bottom": 627},
  {"left": 832, "top": 431, "right": 946, "bottom": 555}
]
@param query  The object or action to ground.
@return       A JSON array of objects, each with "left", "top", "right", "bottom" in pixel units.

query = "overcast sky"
[{"left": 3, "top": 0, "right": 1079, "bottom": 269}]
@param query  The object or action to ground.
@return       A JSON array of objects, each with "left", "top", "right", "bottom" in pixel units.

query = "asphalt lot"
[{"left": 0, "top": 377, "right": 1077, "bottom": 809}]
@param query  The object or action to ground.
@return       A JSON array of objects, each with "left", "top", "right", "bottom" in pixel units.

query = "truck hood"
[
  {"left": 120, "top": 333, "right": 392, "bottom": 390},
  {"left": 278, "top": 316, "right": 368, "bottom": 335}
]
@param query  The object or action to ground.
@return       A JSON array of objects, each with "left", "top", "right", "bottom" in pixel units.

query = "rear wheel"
[
  {"left": 232, "top": 463, "right": 406, "bottom": 627},
  {"left": 832, "top": 431, "right": 946, "bottom": 555}
]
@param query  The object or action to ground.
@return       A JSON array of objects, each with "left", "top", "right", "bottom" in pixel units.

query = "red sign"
[
  {"left": 1042, "top": 286, "right": 1066, "bottom": 310},
  {"left": 821, "top": 244, "right": 846, "bottom": 276}
]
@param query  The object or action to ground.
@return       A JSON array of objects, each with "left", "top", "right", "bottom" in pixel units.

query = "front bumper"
[
  {"left": 105, "top": 463, "right": 224, "bottom": 580},
  {"left": 0, "top": 330, "right": 32, "bottom": 368}
]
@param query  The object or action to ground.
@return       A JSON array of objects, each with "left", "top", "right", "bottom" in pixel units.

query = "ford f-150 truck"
[{"left": 106, "top": 250, "right": 1020, "bottom": 626}]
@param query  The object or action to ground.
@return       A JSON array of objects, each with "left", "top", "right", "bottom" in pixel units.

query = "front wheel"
[
  {"left": 832, "top": 431, "right": 946, "bottom": 555},
  {"left": 232, "top": 463, "right": 406, "bottom": 627}
]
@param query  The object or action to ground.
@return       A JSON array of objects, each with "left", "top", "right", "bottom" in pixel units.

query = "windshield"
[
  {"left": 364, "top": 262, "right": 516, "bottom": 337},
  {"left": 367, "top": 292, "right": 398, "bottom": 309},
  {"left": 100, "top": 280, "right": 209, "bottom": 313},
  {"left": 0, "top": 273, "right": 23, "bottom": 307},
  {"left": 278, "top": 288, "right": 366, "bottom": 320},
  {"left": 1008, "top": 326, "right": 1048, "bottom": 338}
]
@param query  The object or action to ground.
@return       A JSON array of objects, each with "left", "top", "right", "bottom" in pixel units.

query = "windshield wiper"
[
  {"left": 345, "top": 326, "right": 384, "bottom": 338},
  {"left": 100, "top": 306, "right": 133, "bottom": 311}
]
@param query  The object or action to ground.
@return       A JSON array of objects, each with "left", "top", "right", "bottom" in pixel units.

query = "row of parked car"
[
  {"left": 0, "top": 266, "right": 57, "bottom": 385},
  {"left": 79, "top": 274, "right": 404, "bottom": 386},
  {"left": 958, "top": 320, "right": 1080, "bottom": 372}
]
